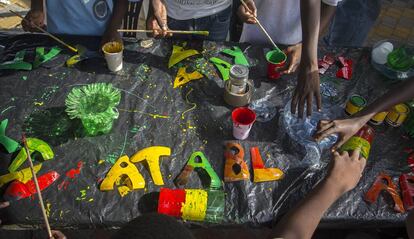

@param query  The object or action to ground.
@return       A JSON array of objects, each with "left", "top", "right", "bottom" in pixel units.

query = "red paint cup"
[
  {"left": 158, "top": 188, "right": 186, "bottom": 217},
  {"left": 232, "top": 107, "right": 256, "bottom": 140},
  {"left": 266, "top": 50, "right": 287, "bottom": 80}
]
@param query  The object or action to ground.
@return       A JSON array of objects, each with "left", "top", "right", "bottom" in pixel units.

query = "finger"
[
  {"left": 291, "top": 91, "right": 299, "bottom": 115},
  {"left": 317, "top": 126, "right": 338, "bottom": 142},
  {"left": 248, "top": 1, "right": 257, "bottom": 17},
  {"left": 331, "top": 138, "right": 347, "bottom": 152},
  {"left": 298, "top": 95, "right": 306, "bottom": 119},
  {"left": 351, "top": 147, "right": 360, "bottom": 160},
  {"left": 359, "top": 157, "right": 367, "bottom": 172},
  {"left": 333, "top": 150, "right": 340, "bottom": 157},
  {"left": 317, "top": 120, "right": 334, "bottom": 132},
  {"left": 315, "top": 90, "right": 322, "bottom": 112},
  {"left": 306, "top": 94, "right": 313, "bottom": 117},
  {"left": 0, "top": 201, "right": 10, "bottom": 209}
]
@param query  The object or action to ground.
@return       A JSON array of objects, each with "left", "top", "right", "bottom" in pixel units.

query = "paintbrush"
[
  {"left": 22, "top": 134, "right": 53, "bottom": 239},
  {"left": 117, "top": 29, "right": 209, "bottom": 36},
  {"left": 10, "top": 10, "right": 78, "bottom": 53},
  {"left": 239, "top": 0, "right": 282, "bottom": 52}
]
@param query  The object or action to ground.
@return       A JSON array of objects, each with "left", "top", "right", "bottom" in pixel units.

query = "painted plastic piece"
[
  {"left": 408, "top": 152, "right": 414, "bottom": 173},
  {"left": 9, "top": 138, "right": 54, "bottom": 173},
  {"left": 0, "top": 164, "right": 42, "bottom": 188},
  {"left": 33, "top": 47, "right": 61, "bottom": 68},
  {"left": 0, "top": 119, "right": 19, "bottom": 153},
  {"left": 224, "top": 143, "right": 249, "bottom": 182},
  {"left": 4, "top": 171, "right": 60, "bottom": 201},
  {"left": 221, "top": 46, "right": 249, "bottom": 66},
  {"left": 100, "top": 155, "right": 145, "bottom": 191},
  {"left": 250, "top": 147, "right": 283, "bottom": 183},
  {"left": 175, "top": 151, "right": 222, "bottom": 189},
  {"left": 209, "top": 57, "right": 231, "bottom": 81},
  {"left": 205, "top": 189, "right": 225, "bottom": 223},
  {"left": 130, "top": 146, "right": 171, "bottom": 186},
  {"left": 173, "top": 67, "right": 204, "bottom": 88},
  {"left": 400, "top": 174, "right": 414, "bottom": 211},
  {"left": 365, "top": 173, "right": 405, "bottom": 213},
  {"left": 181, "top": 189, "right": 208, "bottom": 221},
  {"left": 158, "top": 187, "right": 186, "bottom": 217},
  {"left": 168, "top": 45, "right": 200, "bottom": 68},
  {"left": 0, "top": 50, "right": 32, "bottom": 70}
]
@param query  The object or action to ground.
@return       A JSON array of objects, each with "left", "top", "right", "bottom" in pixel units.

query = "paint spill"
[
  {"left": 66, "top": 161, "right": 83, "bottom": 179},
  {"left": 119, "top": 108, "right": 170, "bottom": 119},
  {"left": 181, "top": 88, "right": 197, "bottom": 119},
  {"left": 46, "top": 202, "right": 51, "bottom": 217},
  {"left": 34, "top": 102, "right": 44, "bottom": 106}
]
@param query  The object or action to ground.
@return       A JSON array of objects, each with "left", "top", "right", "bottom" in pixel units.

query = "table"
[{"left": 0, "top": 32, "right": 411, "bottom": 228}]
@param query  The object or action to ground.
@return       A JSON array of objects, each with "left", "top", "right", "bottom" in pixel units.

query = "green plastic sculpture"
[
  {"left": 221, "top": 46, "right": 249, "bottom": 66},
  {"left": 9, "top": 137, "right": 54, "bottom": 173},
  {"left": 65, "top": 83, "right": 121, "bottom": 136},
  {"left": 0, "top": 119, "right": 19, "bottom": 153},
  {"left": 387, "top": 47, "right": 414, "bottom": 71},
  {"left": 175, "top": 151, "right": 222, "bottom": 189},
  {"left": 0, "top": 50, "right": 32, "bottom": 71},
  {"left": 209, "top": 57, "right": 231, "bottom": 81},
  {"left": 33, "top": 47, "right": 61, "bottom": 68}
]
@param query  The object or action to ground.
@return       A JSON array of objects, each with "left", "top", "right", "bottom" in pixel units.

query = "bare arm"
[
  {"left": 101, "top": 0, "right": 129, "bottom": 45},
  {"left": 314, "top": 78, "right": 414, "bottom": 150},
  {"left": 22, "top": 0, "right": 44, "bottom": 32},
  {"left": 320, "top": 3, "right": 336, "bottom": 36},
  {"left": 270, "top": 149, "right": 365, "bottom": 239}
]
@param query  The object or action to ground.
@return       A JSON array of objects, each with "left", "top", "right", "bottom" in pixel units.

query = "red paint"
[
  {"left": 66, "top": 161, "right": 83, "bottom": 179},
  {"left": 4, "top": 171, "right": 60, "bottom": 201},
  {"left": 400, "top": 174, "right": 414, "bottom": 211},
  {"left": 250, "top": 147, "right": 265, "bottom": 169},
  {"left": 58, "top": 181, "right": 70, "bottom": 191},
  {"left": 232, "top": 107, "right": 256, "bottom": 125},
  {"left": 158, "top": 188, "right": 186, "bottom": 217}
]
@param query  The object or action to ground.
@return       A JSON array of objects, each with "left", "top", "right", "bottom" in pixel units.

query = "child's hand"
[
  {"left": 237, "top": 0, "right": 257, "bottom": 24},
  {"left": 282, "top": 43, "right": 302, "bottom": 74},
  {"left": 147, "top": 0, "right": 172, "bottom": 38},
  {"left": 326, "top": 149, "right": 366, "bottom": 195},
  {"left": 51, "top": 230, "right": 66, "bottom": 239},
  {"left": 22, "top": 10, "right": 45, "bottom": 32}
]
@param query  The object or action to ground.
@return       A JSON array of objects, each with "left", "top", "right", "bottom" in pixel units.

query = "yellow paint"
[
  {"left": 100, "top": 155, "right": 145, "bottom": 191},
  {"left": 386, "top": 103, "right": 410, "bottom": 127},
  {"left": 345, "top": 95, "right": 366, "bottom": 116},
  {"left": 370, "top": 111, "right": 388, "bottom": 125},
  {"left": 98, "top": 159, "right": 105, "bottom": 165},
  {"left": 66, "top": 54, "right": 81, "bottom": 67},
  {"left": 130, "top": 146, "right": 171, "bottom": 186},
  {"left": 168, "top": 45, "right": 199, "bottom": 68},
  {"left": 181, "top": 88, "right": 197, "bottom": 119},
  {"left": 9, "top": 138, "right": 54, "bottom": 172},
  {"left": 254, "top": 168, "right": 284, "bottom": 183},
  {"left": 0, "top": 164, "right": 42, "bottom": 187},
  {"left": 102, "top": 41, "right": 123, "bottom": 54},
  {"left": 181, "top": 189, "right": 208, "bottom": 221},
  {"left": 340, "top": 136, "right": 371, "bottom": 159},
  {"left": 173, "top": 67, "right": 203, "bottom": 88},
  {"left": 34, "top": 102, "right": 44, "bottom": 106},
  {"left": 46, "top": 202, "right": 51, "bottom": 217},
  {"left": 118, "top": 109, "right": 170, "bottom": 119}
]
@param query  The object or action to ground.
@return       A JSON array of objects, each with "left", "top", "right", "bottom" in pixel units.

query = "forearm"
[
  {"left": 300, "top": 0, "right": 321, "bottom": 68},
  {"left": 319, "top": 3, "right": 336, "bottom": 36},
  {"left": 353, "top": 78, "right": 414, "bottom": 123},
  {"left": 270, "top": 178, "right": 344, "bottom": 239},
  {"left": 31, "top": 0, "right": 43, "bottom": 11},
  {"left": 106, "top": 0, "right": 128, "bottom": 32}
]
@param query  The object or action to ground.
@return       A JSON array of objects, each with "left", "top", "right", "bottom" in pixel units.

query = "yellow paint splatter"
[
  {"left": 181, "top": 88, "right": 197, "bottom": 119},
  {"left": 34, "top": 102, "right": 44, "bottom": 106},
  {"left": 88, "top": 198, "right": 94, "bottom": 202},
  {"left": 118, "top": 108, "right": 170, "bottom": 119},
  {"left": 98, "top": 159, "right": 105, "bottom": 165},
  {"left": 46, "top": 202, "right": 51, "bottom": 217}
]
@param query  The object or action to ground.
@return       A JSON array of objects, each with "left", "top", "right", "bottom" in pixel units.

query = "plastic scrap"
[
  {"left": 175, "top": 151, "right": 222, "bottom": 189},
  {"left": 158, "top": 188, "right": 186, "bottom": 217},
  {"left": 100, "top": 155, "right": 145, "bottom": 191},
  {"left": 0, "top": 50, "right": 32, "bottom": 70},
  {"left": 365, "top": 172, "right": 405, "bottom": 213},
  {"left": 318, "top": 54, "right": 335, "bottom": 75},
  {"left": 130, "top": 146, "right": 171, "bottom": 186},
  {"left": 336, "top": 56, "right": 353, "bottom": 80},
  {"left": 168, "top": 45, "right": 200, "bottom": 68},
  {"left": 0, "top": 164, "right": 42, "bottom": 188},
  {"left": 250, "top": 147, "right": 283, "bottom": 183},
  {"left": 4, "top": 171, "right": 60, "bottom": 201},
  {"left": 224, "top": 143, "right": 250, "bottom": 182},
  {"left": 209, "top": 57, "right": 231, "bottom": 81},
  {"left": 400, "top": 174, "right": 414, "bottom": 211},
  {"left": 0, "top": 119, "right": 19, "bottom": 153},
  {"left": 9, "top": 138, "right": 54, "bottom": 173},
  {"left": 173, "top": 67, "right": 204, "bottom": 89},
  {"left": 221, "top": 46, "right": 249, "bottom": 67},
  {"left": 33, "top": 47, "right": 61, "bottom": 68}
]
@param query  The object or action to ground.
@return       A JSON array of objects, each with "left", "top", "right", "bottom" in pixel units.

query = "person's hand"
[
  {"left": 326, "top": 149, "right": 366, "bottom": 195},
  {"left": 147, "top": 0, "right": 171, "bottom": 38},
  {"left": 22, "top": 9, "right": 45, "bottom": 32},
  {"left": 51, "top": 230, "right": 67, "bottom": 239},
  {"left": 237, "top": 0, "right": 257, "bottom": 24},
  {"left": 314, "top": 117, "right": 367, "bottom": 151},
  {"left": 101, "top": 29, "right": 122, "bottom": 48},
  {"left": 282, "top": 43, "right": 302, "bottom": 74},
  {"left": 291, "top": 63, "right": 321, "bottom": 118}
]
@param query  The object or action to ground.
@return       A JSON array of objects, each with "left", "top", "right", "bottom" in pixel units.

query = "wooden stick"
[
  {"left": 22, "top": 134, "right": 53, "bottom": 239},
  {"left": 239, "top": 0, "right": 281, "bottom": 52},
  {"left": 10, "top": 10, "right": 78, "bottom": 53},
  {"left": 117, "top": 29, "right": 209, "bottom": 36}
]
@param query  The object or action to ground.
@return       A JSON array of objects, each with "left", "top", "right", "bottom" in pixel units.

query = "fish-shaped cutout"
[
  {"left": 168, "top": 45, "right": 200, "bottom": 68},
  {"left": 173, "top": 67, "right": 204, "bottom": 88}
]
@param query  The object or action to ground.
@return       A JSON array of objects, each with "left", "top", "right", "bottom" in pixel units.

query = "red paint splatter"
[
  {"left": 404, "top": 147, "right": 413, "bottom": 154},
  {"left": 66, "top": 161, "right": 83, "bottom": 179}
]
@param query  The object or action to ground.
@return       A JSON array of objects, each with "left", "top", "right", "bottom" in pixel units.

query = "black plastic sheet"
[{"left": 0, "top": 32, "right": 412, "bottom": 228}]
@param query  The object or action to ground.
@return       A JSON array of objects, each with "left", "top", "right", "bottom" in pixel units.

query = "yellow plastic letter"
[{"left": 0, "top": 164, "right": 42, "bottom": 187}]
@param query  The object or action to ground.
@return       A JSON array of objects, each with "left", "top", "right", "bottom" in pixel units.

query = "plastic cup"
[
  {"left": 232, "top": 107, "right": 256, "bottom": 140},
  {"left": 102, "top": 41, "right": 124, "bottom": 72},
  {"left": 266, "top": 50, "right": 287, "bottom": 80}
]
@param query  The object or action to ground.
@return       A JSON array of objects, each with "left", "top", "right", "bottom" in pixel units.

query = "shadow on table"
[
  {"left": 138, "top": 192, "right": 159, "bottom": 214},
  {"left": 22, "top": 106, "right": 84, "bottom": 147}
]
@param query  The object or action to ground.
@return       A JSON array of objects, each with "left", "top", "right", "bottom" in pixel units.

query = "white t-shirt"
[
  {"left": 165, "top": 0, "right": 232, "bottom": 20},
  {"left": 240, "top": 0, "right": 341, "bottom": 45}
]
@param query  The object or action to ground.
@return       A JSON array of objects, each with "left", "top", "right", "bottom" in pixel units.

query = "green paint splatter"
[{"left": 21, "top": 76, "right": 27, "bottom": 81}]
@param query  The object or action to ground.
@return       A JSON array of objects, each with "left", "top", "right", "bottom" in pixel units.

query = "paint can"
[
  {"left": 224, "top": 80, "right": 253, "bottom": 107},
  {"left": 231, "top": 107, "right": 256, "bottom": 140},
  {"left": 386, "top": 104, "right": 410, "bottom": 127},
  {"left": 345, "top": 95, "right": 366, "bottom": 116},
  {"left": 229, "top": 65, "right": 249, "bottom": 94},
  {"left": 102, "top": 41, "right": 124, "bottom": 72},
  {"left": 340, "top": 124, "right": 375, "bottom": 160},
  {"left": 369, "top": 111, "right": 388, "bottom": 125},
  {"left": 265, "top": 50, "right": 287, "bottom": 80}
]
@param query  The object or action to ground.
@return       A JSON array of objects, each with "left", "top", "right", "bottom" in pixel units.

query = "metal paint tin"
[
  {"left": 224, "top": 80, "right": 253, "bottom": 107},
  {"left": 345, "top": 95, "right": 367, "bottom": 116},
  {"left": 369, "top": 111, "right": 388, "bottom": 125},
  {"left": 229, "top": 65, "right": 249, "bottom": 94},
  {"left": 386, "top": 103, "right": 410, "bottom": 127},
  {"left": 340, "top": 124, "right": 375, "bottom": 160}
]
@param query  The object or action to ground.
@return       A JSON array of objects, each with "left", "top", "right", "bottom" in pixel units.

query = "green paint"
[
  {"left": 0, "top": 50, "right": 32, "bottom": 71},
  {"left": 266, "top": 50, "right": 287, "bottom": 64},
  {"left": 350, "top": 95, "right": 366, "bottom": 107},
  {"left": 209, "top": 57, "right": 231, "bottom": 81},
  {"left": 21, "top": 76, "right": 28, "bottom": 81},
  {"left": 185, "top": 151, "right": 222, "bottom": 189},
  {"left": 33, "top": 47, "right": 61, "bottom": 68},
  {"left": 0, "top": 119, "right": 19, "bottom": 153},
  {"left": 9, "top": 138, "right": 54, "bottom": 172},
  {"left": 221, "top": 46, "right": 249, "bottom": 67}
]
